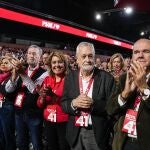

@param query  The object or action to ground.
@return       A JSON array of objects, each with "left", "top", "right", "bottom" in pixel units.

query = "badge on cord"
[
  {"left": 45, "top": 106, "right": 57, "bottom": 122},
  {"left": 0, "top": 101, "right": 2, "bottom": 108},
  {"left": 75, "top": 111, "right": 89, "bottom": 127},
  {"left": 122, "top": 109, "right": 137, "bottom": 136},
  {"left": 0, "top": 94, "right": 4, "bottom": 108},
  {"left": 14, "top": 93, "right": 25, "bottom": 107}
]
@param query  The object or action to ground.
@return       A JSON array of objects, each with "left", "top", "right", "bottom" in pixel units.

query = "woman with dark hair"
[{"left": 37, "top": 51, "right": 70, "bottom": 150}]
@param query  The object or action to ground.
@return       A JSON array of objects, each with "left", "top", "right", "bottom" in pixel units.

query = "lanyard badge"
[
  {"left": 0, "top": 94, "right": 4, "bottom": 108},
  {"left": 74, "top": 72, "right": 93, "bottom": 127},
  {"left": 75, "top": 111, "right": 89, "bottom": 127},
  {"left": 122, "top": 109, "right": 137, "bottom": 136},
  {"left": 122, "top": 95, "right": 142, "bottom": 136},
  {"left": 14, "top": 92, "right": 25, "bottom": 108},
  {"left": 44, "top": 105, "right": 57, "bottom": 122}
]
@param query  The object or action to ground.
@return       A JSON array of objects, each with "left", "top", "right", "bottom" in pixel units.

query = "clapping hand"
[
  {"left": 130, "top": 61, "right": 148, "bottom": 93},
  {"left": 11, "top": 58, "right": 25, "bottom": 74},
  {"left": 121, "top": 61, "right": 148, "bottom": 99},
  {"left": 72, "top": 94, "right": 93, "bottom": 109},
  {"left": 39, "top": 84, "right": 53, "bottom": 98}
]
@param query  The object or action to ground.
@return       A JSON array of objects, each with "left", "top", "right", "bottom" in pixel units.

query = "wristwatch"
[{"left": 143, "top": 88, "right": 150, "bottom": 96}]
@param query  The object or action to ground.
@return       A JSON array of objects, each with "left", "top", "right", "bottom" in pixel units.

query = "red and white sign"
[
  {"left": 14, "top": 93, "right": 25, "bottom": 108},
  {"left": 0, "top": 8, "right": 133, "bottom": 49},
  {"left": 75, "top": 112, "right": 89, "bottom": 127},
  {"left": 122, "top": 109, "right": 137, "bottom": 136}
]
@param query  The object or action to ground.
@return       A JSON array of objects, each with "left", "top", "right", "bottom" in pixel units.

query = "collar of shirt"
[
  {"left": 146, "top": 73, "right": 150, "bottom": 83},
  {"left": 27, "top": 65, "right": 39, "bottom": 76},
  {"left": 79, "top": 69, "right": 94, "bottom": 82},
  {"left": 28, "top": 65, "right": 39, "bottom": 71}
]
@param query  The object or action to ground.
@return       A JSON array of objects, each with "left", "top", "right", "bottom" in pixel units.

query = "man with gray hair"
[
  {"left": 61, "top": 42, "right": 115, "bottom": 150},
  {"left": 6, "top": 45, "right": 49, "bottom": 150}
]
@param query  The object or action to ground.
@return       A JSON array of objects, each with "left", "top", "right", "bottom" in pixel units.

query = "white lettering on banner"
[
  {"left": 42, "top": 21, "right": 60, "bottom": 30},
  {"left": 114, "top": 40, "right": 121, "bottom": 46},
  {"left": 86, "top": 33, "right": 97, "bottom": 39}
]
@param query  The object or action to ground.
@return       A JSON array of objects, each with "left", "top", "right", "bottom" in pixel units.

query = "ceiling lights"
[
  {"left": 124, "top": 7, "right": 133, "bottom": 14},
  {"left": 95, "top": 6, "right": 134, "bottom": 21}
]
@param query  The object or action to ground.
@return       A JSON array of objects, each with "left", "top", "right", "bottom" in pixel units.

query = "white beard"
[{"left": 81, "top": 65, "right": 94, "bottom": 72}]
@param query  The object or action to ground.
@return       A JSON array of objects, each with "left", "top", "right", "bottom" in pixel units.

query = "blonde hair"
[
  {"left": 0, "top": 56, "right": 15, "bottom": 72},
  {"left": 1, "top": 56, "right": 14, "bottom": 63},
  {"left": 109, "top": 53, "right": 124, "bottom": 71}
]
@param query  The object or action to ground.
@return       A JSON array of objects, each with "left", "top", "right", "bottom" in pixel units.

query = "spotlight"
[
  {"left": 95, "top": 13, "right": 102, "bottom": 20},
  {"left": 140, "top": 31, "right": 145, "bottom": 36},
  {"left": 124, "top": 7, "right": 133, "bottom": 14}
]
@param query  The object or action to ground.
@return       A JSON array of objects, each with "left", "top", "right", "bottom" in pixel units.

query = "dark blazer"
[
  {"left": 106, "top": 73, "right": 150, "bottom": 150},
  {"left": 61, "top": 68, "right": 115, "bottom": 149},
  {"left": 15, "top": 67, "right": 46, "bottom": 116}
]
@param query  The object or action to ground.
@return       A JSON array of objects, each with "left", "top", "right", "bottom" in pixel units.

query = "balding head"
[
  {"left": 132, "top": 38, "right": 150, "bottom": 71},
  {"left": 133, "top": 39, "right": 150, "bottom": 51}
]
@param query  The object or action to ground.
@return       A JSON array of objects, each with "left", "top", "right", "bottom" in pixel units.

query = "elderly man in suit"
[
  {"left": 61, "top": 42, "right": 115, "bottom": 150},
  {"left": 107, "top": 38, "right": 150, "bottom": 150}
]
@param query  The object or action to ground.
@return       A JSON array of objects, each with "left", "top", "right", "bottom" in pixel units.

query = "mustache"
[{"left": 83, "top": 63, "right": 93, "bottom": 65}]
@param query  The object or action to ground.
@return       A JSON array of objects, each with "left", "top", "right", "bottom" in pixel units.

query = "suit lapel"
[
  {"left": 92, "top": 68, "right": 101, "bottom": 99},
  {"left": 137, "top": 101, "right": 144, "bottom": 119},
  {"left": 74, "top": 70, "right": 80, "bottom": 96}
]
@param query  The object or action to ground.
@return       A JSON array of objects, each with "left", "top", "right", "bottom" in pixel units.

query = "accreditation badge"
[
  {"left": 45, "top": 105, "right": 57, "bottom": 122},
  {"left": 0, "top": 94, "right": 4, "bottom": 108},
  {"left": 14, "top": 92, "right": 25, "bottom": 108},
  {"left": 122, "top": 109, "right": 137, "bottom": 136},
  {"left": 75, "top": 111, "right": 89, "bottom": 127}
]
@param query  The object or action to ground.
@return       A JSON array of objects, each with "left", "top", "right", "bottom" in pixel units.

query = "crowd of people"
[{"left": 0, "top": 38, "right": 150, "bottom": 150}]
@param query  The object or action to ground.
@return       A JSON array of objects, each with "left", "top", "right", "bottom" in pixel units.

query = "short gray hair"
[
  {"left": 76, "top": 42, "right": 95, "bottom": 57},
  {"left": 27, "top": 45, "right": 43, "bottom": 56}
]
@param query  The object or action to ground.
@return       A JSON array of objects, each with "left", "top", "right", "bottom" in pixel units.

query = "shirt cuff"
[
  {"left": 118, "top": 94, "right": 126, "bottom": 106},
  {"left": 5, "top": 79, "right": 17, "bottom": 93},
  {"left": 71, "top": 101, "right": 77, "bottom": 110},
  {"left": 142, "top": 95, "right": 149, "bottom": 101}
]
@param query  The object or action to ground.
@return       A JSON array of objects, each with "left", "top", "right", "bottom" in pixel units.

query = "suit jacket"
[
  {"left": 61, "top": 68, "right": 115, "bottom": 149},
  {"left": 106, "top": 73, "right": 150, "bottom": 150},
  {"left": 15, "top": 67, "right": 46, "bottom": 116}
]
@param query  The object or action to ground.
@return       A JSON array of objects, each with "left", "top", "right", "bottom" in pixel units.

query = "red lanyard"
[
  {"left": 79, "top": 72, "right": 94, "bottom": 95},
  {"left": 133, "top": 95, "right": 142, "bottom": 109},
  {"left": 27, "top": 66, "right": 39, "bottom": 78}
]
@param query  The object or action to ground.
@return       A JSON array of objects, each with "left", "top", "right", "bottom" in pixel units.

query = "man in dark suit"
[
  {"left": 61, "top": 42, "right": 115, "bottom": 150},
  {"left": 106, "top": 39, "right": 150, "bottom": 150},
  {"left": 6, "top": 45, "right": 49, "bottom": 150}
]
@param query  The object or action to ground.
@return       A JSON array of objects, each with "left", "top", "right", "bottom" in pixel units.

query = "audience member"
[
  {"left": 109, "top": 53, "right": 125, "bottom": 82},
  {"left": 61, "top": 42, "right": 115, "bottom": 150},
  {"left": 107, "top": 39, "right": 150, "bottom": 150},
  {"left": 37, "top": 51, "right": 70, "bottom": 150},
  {"left": 0, "top": 56, "right": 16, "bottom": 150},
  {"left": 6, "top": 45, "right": 49, "bottom": 150}
]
